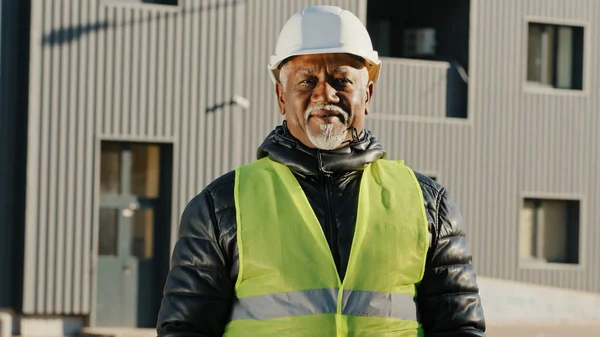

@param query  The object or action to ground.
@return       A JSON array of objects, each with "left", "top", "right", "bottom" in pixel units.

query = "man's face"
[{"left": 276, "top": 53, "right": 374, "bottom": 150}]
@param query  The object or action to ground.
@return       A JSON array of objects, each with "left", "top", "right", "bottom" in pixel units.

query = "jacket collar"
[{"left": 257, "top": 122, "right": 386, "bottom": 176}]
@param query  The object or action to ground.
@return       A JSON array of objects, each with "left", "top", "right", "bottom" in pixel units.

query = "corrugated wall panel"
[
  {"left": 469, "top": 0, "right": 600, "bottom": 293},
  {"left": 62, "top": 0, "right": 78, "bottom": 313},
  {"left": 167, "top": 0, "right": 182, "bottom": 248},
  {"left": 588, "top": 0, "right": 600, "bottom": 293},
  {"left": 370, "top": 58, "right": 448, "bottom": 118},
  {"left": 26, "top": 0, "right": 366, "bottom": 315},
  {"left": 89, "top": 5, "right": 179, "bottom": 139},
  {"left": 186, "top": 1, "right": 199, "bottom": 196},
  {"left": 85, "top": 0, "right": 104, "bottom": 314},
  {"left": 213, "top": 0, "right": 226, "bottom": 178},
  {"left": 45, "top": 0, "right": 60, "bottom": 314},
  {"left": 202, "top": 0, "right": 215, "bottom": 189},
  {"left": 589, "top": 0, "right": 600, "bottom": 292},
  {"left": 25, "top": 0, "right": 186, "bottom": 315},
  {"left": 73, "top": 0, "right": 90, "bottom": 313},
  {"left": 25, "top": 0, "right": 84, "bottom": 314},
  {"left": 368, "top": 0, "right": 600, "bottom": 294},
  {"left": 177, "top": 0, "right": 191, "bottom": 214},
  {"left": 23, "top": 0, "right": 600, "bottom": 316}
]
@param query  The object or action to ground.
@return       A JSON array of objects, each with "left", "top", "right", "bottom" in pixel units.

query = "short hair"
[
  {"left": 277, "top": 53, "right": 369, "bottom": 86},
  {"left": 277, "top": 56, "right": 296, "bottom": 70}
]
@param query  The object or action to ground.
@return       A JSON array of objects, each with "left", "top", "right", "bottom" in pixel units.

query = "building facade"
[{"left": 0, "top": 0, "right": 598, "bottom": 333}]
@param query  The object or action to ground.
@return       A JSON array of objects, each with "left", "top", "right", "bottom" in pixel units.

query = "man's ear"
[
  {"left": 364, "top": 81, "right": 374, "bottom": 115},
  {"left": 275, "top": 82, "right": 285, "bottom": 116}
]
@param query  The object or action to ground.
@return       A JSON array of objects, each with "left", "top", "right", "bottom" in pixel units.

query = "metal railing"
[{"left": 371, "top": 57, "right": 467, "bottom": 119}]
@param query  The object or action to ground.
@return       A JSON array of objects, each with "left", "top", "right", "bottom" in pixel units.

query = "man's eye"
[
  {"left": 335, "top": 78, "right": 351, "bottom": 84},
  {"left": 299, "top": 79, "right": 316, "bottom": 87}
]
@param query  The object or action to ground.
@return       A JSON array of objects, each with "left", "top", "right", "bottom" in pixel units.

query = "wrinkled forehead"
[
  {"left": 278, "top": 53, "right": 366, "bottom": 71},
  {"left": 277, "top": 53, "right": 367, "bottom": 82}
]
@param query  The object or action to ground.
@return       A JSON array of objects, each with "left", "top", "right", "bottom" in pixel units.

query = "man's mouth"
[
  {"left": 309, "top": 112, "right": 346, "bottom": 123},
  {"left": 304, "top": 104, "right": 349, "bottom": 124}
]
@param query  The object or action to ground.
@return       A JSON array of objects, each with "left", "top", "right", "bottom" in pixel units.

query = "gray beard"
[{"left": 306, "top": 123, "right": 347, "bottom": 150}]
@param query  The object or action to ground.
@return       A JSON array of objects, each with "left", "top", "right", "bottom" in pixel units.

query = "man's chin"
[
  {"left": 306, "top": 119, "right": 346, "bottom": 132},
  {"left": 308, "top": 115, "right": 345, "bottom": 124},
  {"left": 306, "top": 127, "right": 348, "bottom": 150}
]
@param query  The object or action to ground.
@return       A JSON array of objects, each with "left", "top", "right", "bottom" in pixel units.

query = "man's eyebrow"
[
  {"left": 332, "top": 67, "right": 350, "bottom": 74},
  {"left": 296, "top": 66, "right": 352, "bottom": 75},
  {"left": 298, "top": 68, "right": 317, "bottom": 75}
]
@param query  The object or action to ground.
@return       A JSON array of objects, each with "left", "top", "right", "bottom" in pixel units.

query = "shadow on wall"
[
  {"left": 41, "top": 0, "right": 244, "bottom": 46},
  {"left": 42, "top": 21, "right": 110, "bottom": 45}
]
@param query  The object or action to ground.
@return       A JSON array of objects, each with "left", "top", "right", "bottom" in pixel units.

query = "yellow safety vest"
[{"left": 224, "top": 157, "right": 428, "bottom": 337}]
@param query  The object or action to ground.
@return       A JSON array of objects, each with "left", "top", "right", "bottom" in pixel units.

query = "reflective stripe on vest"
[
  {"left": 231, "top": 288, "right": 418, "bottom": 321},
  {"left": 225, "top": 158, "right": 428, "bottom": 337}
]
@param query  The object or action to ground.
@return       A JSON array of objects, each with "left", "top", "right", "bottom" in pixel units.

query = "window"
[
  {"left": 99, "top": 142, "right": 164, "bottom": 259},
  {"left": 527, "top": 23, "right": 584, "bottom": 90},
  {"left": 520, "top": 198, "right": 580, "bottom": 264},
  {"left": 98, "top": 209, "right": 119, "bottom": 256},
  {"left": 104, "top": 0, "right": 179, "bottom": 6},
  {"left": 366, "top": 0, "right": 471, "bottom": 119}
]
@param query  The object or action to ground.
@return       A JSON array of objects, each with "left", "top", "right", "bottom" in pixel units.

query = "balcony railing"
[{"left": 371, "top": 57, "right": 467, "bottom": 119}]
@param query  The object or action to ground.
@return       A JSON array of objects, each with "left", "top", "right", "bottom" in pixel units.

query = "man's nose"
[{"left": 311, "top": 81, "right": 340, "bottom": 104}]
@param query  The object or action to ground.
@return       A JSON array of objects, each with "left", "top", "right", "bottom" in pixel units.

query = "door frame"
[{"left": 90, "top": 138, "right": 173, "bottom": 327}]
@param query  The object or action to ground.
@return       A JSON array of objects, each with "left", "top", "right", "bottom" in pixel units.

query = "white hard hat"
[{"left": 268, "top": 6, "right": 382, "bottom": 84}]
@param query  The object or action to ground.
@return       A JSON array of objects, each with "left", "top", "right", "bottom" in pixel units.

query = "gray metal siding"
[
  {"left": 24, "top": 0, "right": 366, "bottom": 315},
  {"left": 370, "top": 0, "right": 600, "bottom": 293},
  {"left": 476, "top": 0, "right": 598, "bottom": 292},
  {"left": 23, "top": 0, "right": 195, "bottom": 315},
  {"left": 370, "top": 57, "right": 449, "bottom": 118},
  {"left": 22, "top": 0, "right": 600, "bottom": 316}
]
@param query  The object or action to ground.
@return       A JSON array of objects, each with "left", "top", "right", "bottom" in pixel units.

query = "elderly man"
[{"left": 157, "top": 5, "right": 486, "bottom": 337}]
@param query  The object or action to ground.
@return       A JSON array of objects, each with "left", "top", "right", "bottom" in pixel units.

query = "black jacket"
[{"left": 156, "top": 124, "right": 486, "bottom": 337}]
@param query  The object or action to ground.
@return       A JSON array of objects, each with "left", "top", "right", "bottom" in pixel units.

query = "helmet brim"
[{"left": 268, "top": 48, "right": 382, "bottom": 84}]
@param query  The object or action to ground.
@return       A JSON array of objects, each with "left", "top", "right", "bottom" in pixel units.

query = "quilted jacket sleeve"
[
  {"left": 156, "top": 188, "right": 235, "bottom": 337},
  {"left": 417, "top": 188, "right": 487, "bottom": 337}
]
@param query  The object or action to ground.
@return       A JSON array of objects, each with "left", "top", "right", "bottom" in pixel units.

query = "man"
[{"left": 157, "top": 5, "right": 486, "bottom": 337}]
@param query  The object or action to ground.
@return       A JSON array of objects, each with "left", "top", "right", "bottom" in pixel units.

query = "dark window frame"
[
  {"left": 141, "top": 0, "right": 178, "bottom": 5},
  {"left": 101, "top": 0, "right": 180, "bottom": 7},
  {"left": 520, "top": 197, "right": 581, "bottom": 265},
  {"left": 526, "top": 22, "right": 584, "bottom": 90}
]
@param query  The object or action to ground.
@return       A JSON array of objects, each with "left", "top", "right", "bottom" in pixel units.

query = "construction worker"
[{"left": 157, "top": 5, "right": 486, "bottom": 337}]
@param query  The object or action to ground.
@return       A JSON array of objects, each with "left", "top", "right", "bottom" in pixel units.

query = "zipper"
[{"left": 322, "top": 173, "right": 340, "bottom": 273}]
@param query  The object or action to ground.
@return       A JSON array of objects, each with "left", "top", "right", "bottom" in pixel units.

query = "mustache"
[{"left": 304, "top": 104, "right": 349, "bottom": 123}]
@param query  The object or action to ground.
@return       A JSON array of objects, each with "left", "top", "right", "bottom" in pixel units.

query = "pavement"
[
  {"left": 80, "top": 328, "right": 155, "bottom": 337},
  {"left": 478, "top": 277, "right": 600, "bottom": 336},
  {"left": 81, "top": 325, "right": 600, "bottom": 337},
  {"left": 486, "top": 324, "right": 600, "bottom": 337},
  {"left": 46, "top": 276, "right": 600, "bottom": 337}
]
